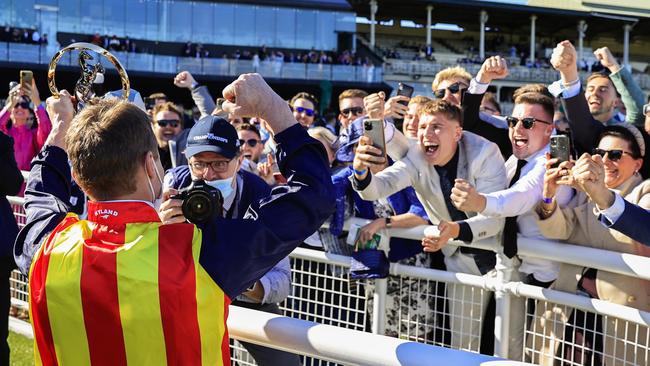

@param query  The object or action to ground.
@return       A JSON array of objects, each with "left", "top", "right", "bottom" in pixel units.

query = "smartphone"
[
  {"left": 393, "top": 82, "right": 414, "bottom": 129},
  {"left": 550, "top": 135, "right": 570, "bottom": 168},
  {"left": 20, "top": 70, "right": 33, "bottom": 90},
  {"left": 363, "top": 118, "right": 386, "bottom": 159}
]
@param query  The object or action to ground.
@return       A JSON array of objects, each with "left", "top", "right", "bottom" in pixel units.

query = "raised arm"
[
  {"left": 199, "top": 74, "right": 335, "bottom": 299},
  {"left": 174, "top": 71, "right": 216, "bottom": 118},
  {"left": 14, "top": 91, "right": 75, "bottom": 274}
]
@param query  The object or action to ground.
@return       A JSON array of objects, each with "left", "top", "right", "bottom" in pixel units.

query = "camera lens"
[
  {"left": 364, "top": 121, "right": 372, "bottom": 130},
  {"left": 182, "top": 191, "right": 214, "bottom": 224}
]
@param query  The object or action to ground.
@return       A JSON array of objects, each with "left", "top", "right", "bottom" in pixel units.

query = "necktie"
[{"left": 503, "top": 159, "right": 527, "bottom": 258}]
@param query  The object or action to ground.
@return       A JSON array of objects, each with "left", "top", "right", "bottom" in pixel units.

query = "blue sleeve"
[
  {"left": 607, "top": 200, "right": 650, "bottom": 246},
  {"left": 404, "top": 187, "right": 428, "bottom": 221},
  {"left": 199, "top": 124, "right": 335, "bottom": 299},
  {"left": 329, "top": 167, "right": 353, "bottom": 236},
  {"left": 14, "top": 146, "right": 72, "bottom": 275}
]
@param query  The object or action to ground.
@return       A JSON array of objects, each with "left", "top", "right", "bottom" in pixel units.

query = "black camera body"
[{"left": 171, "top": 179, "right": 224, "bottom": 224}]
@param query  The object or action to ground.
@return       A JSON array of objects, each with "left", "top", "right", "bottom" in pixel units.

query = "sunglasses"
[
  {"left": 434, "top": 82, "right": 467, "bottom": 99},
  {"left": 506, "top": 116, "right": 552, "bottom": 129},
  {"left": 592, "top": 148, "right": 633, "bottom": 162},
  {"left": 14, "top": 102, "right": 30, "bottom": 109},
  {"left": 239, "top": 138, "right": 261, "bottom": 148},
  {"left": 340, "top": 107, "right": 364, "bottom": 117},
  {"left": 156, "top": 119, "right": 180, "bottom": 128},
  {"left": 293, "top": 106, "right": 315, "bottom": 117}
]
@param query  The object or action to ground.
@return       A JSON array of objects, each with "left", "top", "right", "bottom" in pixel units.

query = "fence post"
[
  {"left": 492, "top": 251, "right": 514, "bottom": 358},
  {"left": 372, "top": 277, "right": 387, "bottom": 335}
]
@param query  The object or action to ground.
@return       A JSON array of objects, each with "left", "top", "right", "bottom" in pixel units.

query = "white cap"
[{"left": 103, "top": 89, "right": 146, "bottom": 112}]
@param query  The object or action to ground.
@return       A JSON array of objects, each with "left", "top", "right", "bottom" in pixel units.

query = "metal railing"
[
  {"left": 7, "top": 192, "right": 650, "bottom": 365},
  {"left": 0, "top": 42, "right": 383, "bottom": 83},
  {"left": 384, "top": 59, "right": 650, "bottom": 89}
]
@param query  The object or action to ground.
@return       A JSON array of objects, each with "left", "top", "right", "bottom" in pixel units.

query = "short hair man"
[
  {"left": 151, "top": 102, "right": 183, "bottom": 171},
  {"left": 403, "top": 95, "right": 432, "bottom": 139},
  {"left": 161, "top": 116, "right": 300, "bottom": 366},
  {"left": 338, "top": 89, "right": 368, "bottom": 131},
  {"left": 549, "top": 41, "right": 648, "bottom": 178},
  {"left": 352, "top": 99, "right": 507, "bottom": 351},
  {"left": 15, "top": 74, "right": 334, "bottom": 365},
  {"left": 449, "top": 90, "right": 574, "bottom": 359}
]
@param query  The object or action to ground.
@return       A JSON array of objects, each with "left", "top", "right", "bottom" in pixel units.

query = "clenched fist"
[
  {"left": 550, "top": 41, "right": 577, "bottom": 73},
  {"left": 476, "top": 56, "right": 509, "bottom": 84},
  {"left": 593, "top": 47, "right": 620, "bottom": 73}
]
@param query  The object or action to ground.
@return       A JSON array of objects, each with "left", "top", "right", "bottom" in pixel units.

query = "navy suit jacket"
[{"left": 602, "top": 200, "right": 650, "bottom": 246}]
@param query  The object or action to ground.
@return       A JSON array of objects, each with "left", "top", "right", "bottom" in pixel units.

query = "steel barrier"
[{"left": 7, "top": 191, "right": 650, "bottom": 365}]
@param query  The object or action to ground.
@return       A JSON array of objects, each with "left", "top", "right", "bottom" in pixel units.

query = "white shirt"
[
  {"left": 596, "top": 191, "right": 626, "bottom": 225},
  {"left": 481, "top": 144, "right": 574, "bottom": 282}
]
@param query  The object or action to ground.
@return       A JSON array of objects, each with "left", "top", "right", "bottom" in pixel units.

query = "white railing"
[{"left": 7, "top": 193, "right": 650, "bottom": 365}]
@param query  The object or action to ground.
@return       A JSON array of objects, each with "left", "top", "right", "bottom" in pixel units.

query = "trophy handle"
[{"left": 48, "top": 42, "right": 130, "bottom": 101}]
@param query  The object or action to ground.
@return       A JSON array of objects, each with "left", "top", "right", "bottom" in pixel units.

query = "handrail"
[{"left": 227, "top": 306, "right": 529, "bottom": 366}]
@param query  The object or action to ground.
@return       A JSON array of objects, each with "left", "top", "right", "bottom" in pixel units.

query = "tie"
[{"left": 503, "top": 159, "right": 527, "bottom": 258}]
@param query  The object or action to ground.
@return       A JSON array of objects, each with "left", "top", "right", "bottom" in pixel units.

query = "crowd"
[
  {"left": 0, "top": 25, "right": 48, "bottom": 45},
  {"left": 1, "top": 38, "right": 650, "bottom": 365}
]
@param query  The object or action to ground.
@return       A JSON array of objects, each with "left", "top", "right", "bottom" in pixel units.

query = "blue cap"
[
  {"left": 185, "top": 115, "right": 240, "bottom": 159},
  {"left": 335, "top": 117, "right": 365, "bottom": 163}
]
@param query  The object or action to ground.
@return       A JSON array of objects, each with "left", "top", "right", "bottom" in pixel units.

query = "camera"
[{"left": 171, "top": 179, "right": 223, "bottom": 224}]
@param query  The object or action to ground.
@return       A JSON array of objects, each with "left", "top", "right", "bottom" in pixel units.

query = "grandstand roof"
[
  {"left": 200, "top": 0, "right": 353, "bottom": 11},
  {"left": 349, "top": 0, "right": 650, "bottom": 40}
]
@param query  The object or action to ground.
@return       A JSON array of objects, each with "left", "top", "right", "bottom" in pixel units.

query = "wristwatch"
[
  {"left": 190, "top": 81, "right": 199, "bottom": 90},
  {"left": 643, "top": 103, "right": 650, "bottom": 116},
  {"left": 385, "top": 217, "right": 392, "bottom": 229}
]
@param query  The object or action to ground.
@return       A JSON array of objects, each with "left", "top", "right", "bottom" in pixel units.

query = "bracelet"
[
  {"left": 542, "top": 197, "right": 554, "bottom": 204},
  {"left": 385, "top": 216, "right": 392, "bottom": 229},
  {"left": 353, "top": 168, "right": 367, "bottom": 176}
]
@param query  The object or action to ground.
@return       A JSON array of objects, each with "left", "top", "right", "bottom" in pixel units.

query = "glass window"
[
  {"left": 214, "top": 3, "right": 234, "bottom": 46},
  {"left": 103, "top": 0, "right": 126, "bottom": 38},
  {"left": 335, "top": 11, "right": 356, "bottom": 33},
  {"left": 12, "top": 0, "right": 36, "bottom": 28},
  {"left": 167, "top": 2, "right": 191, "bottom": 42},
  {"left": 125, "top": 1, "right": 146, "bottom": 39},
  {"left": 295, "top": 9, "right": 316, "bottom": 50},
  {"left": 192, "top": 2, "right": 214, "bottom": 44},
  {"left": 58, "top": 0, "right": 82, "bottom": 33},
  {"left": 144, "top": 1, "right": 159, "bottom": 41},
  {"left": 80, "top": 0, "right": 103, "bottom": 35},
  {"left": 233, "top": 4, "right": 255, "bottom": 46},
  {"left": 275, "top": 7, "right": 296, "bottom": 49},
  {"left": 254, "top": 6, "right": 275, "bottom": 47},
  {"left": 0, "top": 0, "right": 11, "bottom": 26},
  {"left": 315, "top": 11, "right": 336, "bottom": 51}
]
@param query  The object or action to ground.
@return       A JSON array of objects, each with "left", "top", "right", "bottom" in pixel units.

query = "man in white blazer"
[{"left": 351, "top": 99, "right": 506, "bottom": 351}]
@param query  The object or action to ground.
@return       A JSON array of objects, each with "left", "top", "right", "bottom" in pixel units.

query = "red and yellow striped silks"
[{"left": 28, "top": 201, "right": 231, "bottom": 366}]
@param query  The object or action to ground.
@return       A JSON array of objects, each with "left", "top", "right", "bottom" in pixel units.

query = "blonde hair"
[
  {"left": 421, "top": 100, "right": 462, "bottom": 126},
  {"left": 408, "top": 95, "right": 432, "bottom": 106},
  {"left": 431, "top": 66, "right": 471, "bottom": 91},
  {"left": 338, "top": 89, "right": 368, "bottom": 104}
]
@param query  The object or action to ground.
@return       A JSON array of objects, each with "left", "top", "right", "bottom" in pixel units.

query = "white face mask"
[
  {"left": 205, "top": 175, "right": 236, "bottom": 201},
  {"left": 146, "top": 156, "right": 164, "bottom": 211}
]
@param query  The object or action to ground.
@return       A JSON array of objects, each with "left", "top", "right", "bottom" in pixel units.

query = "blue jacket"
[
  {"left": 329, "top": 166, "right": 428, "bottom": 262},
  {"left": 603, "top": 199, "right": 650, "bottom": 247},
  {"left": 14, "top": 124, "right": 335, "bottom": 300},
  {"left": 0, "top": 131, "right": 23, "bottom": 259}
]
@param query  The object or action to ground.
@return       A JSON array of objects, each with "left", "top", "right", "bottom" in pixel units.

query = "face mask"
[
  {"left": 146, "top": 155, "right": 164, "bottom": 211},
  {"left": 205, "top": 175, "right": 235, "bottom": 200}
]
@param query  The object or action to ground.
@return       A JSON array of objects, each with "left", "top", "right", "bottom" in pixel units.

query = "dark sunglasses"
[
  {"left": 156, "top": 119, "right": 180, "bottom": 128},
  {"left": 239, "top": 138, "right": 261, "bottom": 148},
  {"left": 434, "top": 82, "right": 467, "bottom": 99},
  {"left": 14, "top": 102, "right": 30, "bottom": 109},
  {"left": 340, "top": 107, "right": 364, "bottom": 117},
  {"left": 592, "top": 148, "right": 632, "bottom": 162},
  {"left": 293, "top": 106, "right": 315, "bottom": 117},
  {"left": 506, "top": 116, "right": 552, "bottom": 129}
]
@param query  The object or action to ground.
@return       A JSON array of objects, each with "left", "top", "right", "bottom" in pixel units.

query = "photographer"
[
  {"left": 14, "top": 74, "right": 334, "bottom": 364},
  {"left": 161, "top": 116, "right": 300, "bottom": 366}
]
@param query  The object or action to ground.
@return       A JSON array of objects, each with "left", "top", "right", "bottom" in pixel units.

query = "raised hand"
[{"left": 476, "top": 55, "right": 509, "bottom": 84}]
